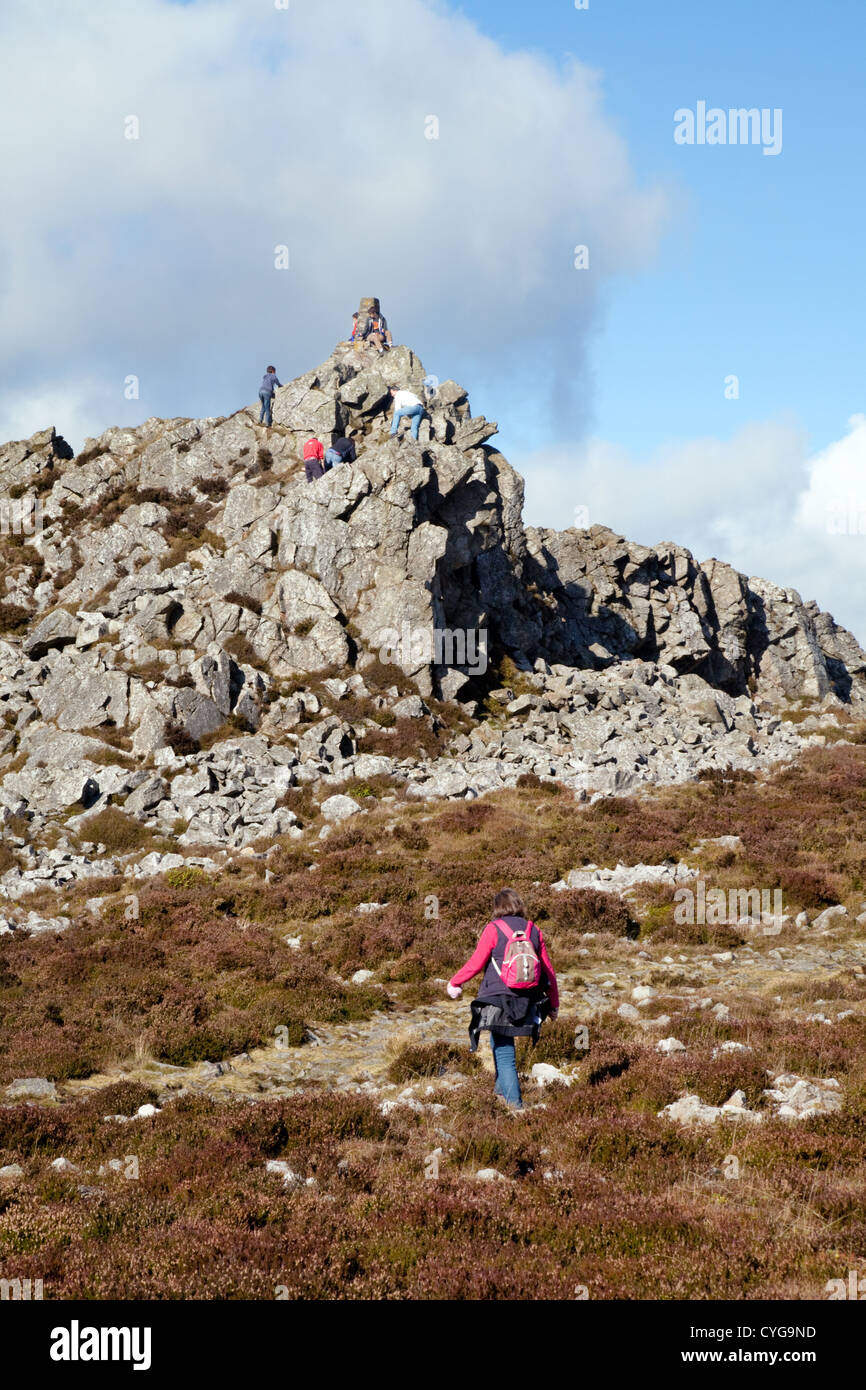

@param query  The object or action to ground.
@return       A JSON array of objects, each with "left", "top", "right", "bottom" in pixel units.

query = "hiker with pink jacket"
[{"left": 446, "top": 888, "right": 559, "bottom": 1111}]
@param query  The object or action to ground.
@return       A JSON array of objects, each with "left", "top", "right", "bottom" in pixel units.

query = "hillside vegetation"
[{"left": 1, "top": 743, "right": 865, "bottom": 1299}]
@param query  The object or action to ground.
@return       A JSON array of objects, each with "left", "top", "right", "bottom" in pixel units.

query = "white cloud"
[
  {"left": 516, "top": 413, "right": 866, "bottom": 644},
  {"left": 797, "top": 414, "right": 866, "bottom": 535},
  {"left": 0, "top": 380, "right": 114, "bottom": 455},
  {"left": 0, "top": 0, "right": 668, "bottom": 450}
]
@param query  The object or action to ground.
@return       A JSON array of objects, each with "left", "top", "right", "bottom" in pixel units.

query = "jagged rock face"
[
  {"left": 1, "top": 337, "right": 865, "bottom": 845},
  {"left": 270, "top": 439, "right": 529, "bottom": 694},
  {"left": 523, "top": 523, "right": 864, "bottom": 708},
  {"left": 0, "top": 341, "right": 518, "bottom": 714},
  {"left": 0, "top": 427, "right": 73, "bottom": 496}
]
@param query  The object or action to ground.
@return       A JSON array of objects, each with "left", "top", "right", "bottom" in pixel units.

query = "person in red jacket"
[
  {"left": 303, "top": 435, "right": 325, "bottom": 482},
  {"left": 446, "top": 888, "right": 558, "bottom": 1110}
]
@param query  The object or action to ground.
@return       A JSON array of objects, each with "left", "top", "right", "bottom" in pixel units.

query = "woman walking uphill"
[{"left": 446, "top": 888, "right": 558, "bottom": 1111}]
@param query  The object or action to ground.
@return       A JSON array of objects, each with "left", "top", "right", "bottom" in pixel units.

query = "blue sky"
[
  {"left": 464, "top": 0, "right": 865, "bottom": 458},
  {"left": 1, "top": 0, "right": 864, "bottom": 637}
]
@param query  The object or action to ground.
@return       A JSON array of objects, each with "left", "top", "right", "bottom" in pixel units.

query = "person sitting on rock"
[
  {"left": 258, "top": 365, "right": 281, "bottom": 427},
  {"left": 389, "top": 387, "right": 424, "bottom": 441},
  {"left": 303, "top": 434, "right": 325, "bottom": 481},
  {"left": 324, "top": 436, "right": 357, "bottom": 470},
  {"left": 446, "top": 888, "right": 558, "bottom": 1112},
  {"left": 349, "top": 312, "right": 360, "bottom": 342},
  {"left": 367, "top": 310, "right": 392, "bottom": 352}
]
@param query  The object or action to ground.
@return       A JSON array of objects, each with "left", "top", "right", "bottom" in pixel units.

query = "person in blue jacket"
[{"left": 258, "top": 366, "right": 281, "bottom": 426}]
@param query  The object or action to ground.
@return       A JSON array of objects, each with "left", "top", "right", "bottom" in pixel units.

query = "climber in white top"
[{"left": 389, "top": 387, "right": 424, "bottom": 441}]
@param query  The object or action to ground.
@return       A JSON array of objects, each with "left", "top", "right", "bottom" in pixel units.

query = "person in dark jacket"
[
  {"left": 446, "top": 888, "right": 558, "bottom": 1110},
  {"left": 324, "top": 436, "right": 357, "bottom": 470},
  {"left": 367, "top": 311, "right": 392, "bottom": 352},
  {"left": 258, "top": 366, "right": 281, "bottom": 426}
]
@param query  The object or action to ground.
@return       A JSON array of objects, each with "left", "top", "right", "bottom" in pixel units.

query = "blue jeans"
[
  {"left": 259, "top": 390, "right": 273, "bottom": 425},
  {"left": 491, "top": 1031, "right": 522, "bottom": 1109},
  {"left": 390, "top": 403, "right": 423, "bottom": 440},
  {"left": 323, "top": 447, "right": 341, "bottom": 470}
]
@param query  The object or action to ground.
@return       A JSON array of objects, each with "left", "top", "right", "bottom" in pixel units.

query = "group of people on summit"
[
  {"left": 256, "top": 301, "right": 429, "bottom": 475},
  {"left": 350, "top": 306, "right": 392, "bottom": 353}
]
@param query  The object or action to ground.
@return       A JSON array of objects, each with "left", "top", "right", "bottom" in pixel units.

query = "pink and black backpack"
[{"left": 490, "top": 919, "right": 541, "bottom": 990}]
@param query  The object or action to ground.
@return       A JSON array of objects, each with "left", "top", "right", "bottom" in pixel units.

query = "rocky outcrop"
[
  {"left": 0, "top": 426, "right": 73, "bottom": 497},
  {"left": 523, "top": 525, "right": 862, "bottom": 707},
  {"left": 2, "top": 332, "right": 865, "bottom": 860}
]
